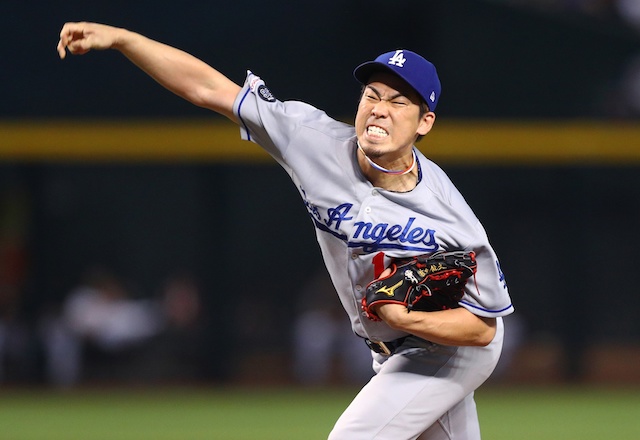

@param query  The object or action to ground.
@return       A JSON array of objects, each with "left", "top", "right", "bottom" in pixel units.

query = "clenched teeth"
[{"left": 367, "top": 126, "right": 388, "bottom": 137}]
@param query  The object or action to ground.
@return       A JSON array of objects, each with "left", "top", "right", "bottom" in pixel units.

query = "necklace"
[{"left": 357, "top": 141, "right": 417, "bottom": 176}]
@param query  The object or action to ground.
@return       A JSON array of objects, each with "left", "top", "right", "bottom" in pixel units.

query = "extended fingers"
[
  {"left": 57, "top": 22, "right": 86, "bottom": 59},
  {"left": 56, "top": 39, "right": 67, "bottom": 59}
]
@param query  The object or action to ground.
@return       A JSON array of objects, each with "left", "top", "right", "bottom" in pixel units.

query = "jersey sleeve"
[
  {"left": 460, "top": 221, "right": 514, "bottom": 318},
  {"left": 232, "top": 71, "right": 333, "bottom": 165}
]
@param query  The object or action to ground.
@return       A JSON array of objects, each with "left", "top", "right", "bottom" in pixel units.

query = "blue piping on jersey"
[
  {"left": 236, "top": 88, "right": 253, "bottom": 142},
  {"left": 347, "top": 241, "right": 439, "bottom": 253},
  {"left": 460, "top": 300, "right": 514, "bottom": 314},
  {"left": 415, "top": 147, "right": 423, "bottom": 183}
]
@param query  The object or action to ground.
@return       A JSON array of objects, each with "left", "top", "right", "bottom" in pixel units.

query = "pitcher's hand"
[{"left": 57, "top": 22, "right": 122, "bottom": 59}]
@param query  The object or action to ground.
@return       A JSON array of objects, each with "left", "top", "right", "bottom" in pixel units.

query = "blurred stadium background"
[{"left": 0, "top": 0, "right": 639, "bottom": 396}]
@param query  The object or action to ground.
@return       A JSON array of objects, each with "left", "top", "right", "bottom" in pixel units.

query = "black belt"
[{"left": 365, "top": 336, "right": 408, "bottom": 356}]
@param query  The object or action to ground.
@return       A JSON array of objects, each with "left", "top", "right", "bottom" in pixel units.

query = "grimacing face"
[{"left": 355, "top": 72, "right": 435, "bottom": 162}]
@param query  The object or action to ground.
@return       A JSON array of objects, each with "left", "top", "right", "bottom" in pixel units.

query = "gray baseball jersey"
[{"left": 234, "top": 71, "right": 514, "bottom": 439}]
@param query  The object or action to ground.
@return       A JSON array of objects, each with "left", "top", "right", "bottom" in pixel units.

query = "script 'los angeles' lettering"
[
  {"left": 352, "top": 217, "right": 437, "bottom": 251},
  {"left": 299, "top": 190, "right": 439, "bottom": 252}
]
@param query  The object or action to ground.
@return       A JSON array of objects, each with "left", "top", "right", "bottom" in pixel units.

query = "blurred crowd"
[
  {"left": 0, "top": 260, "right": 523, "bottom": 388},
  {"left": 1, "top": 266, "right": 208, "bottom": 387}
]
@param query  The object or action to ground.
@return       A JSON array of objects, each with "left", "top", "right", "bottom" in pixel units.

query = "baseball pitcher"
[{"left": 57, "top": 22, "right": 514, "bottom": 439}]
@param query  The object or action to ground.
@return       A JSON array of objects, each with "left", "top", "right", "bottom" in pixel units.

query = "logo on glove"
[
  {"left": 404, "top": 269, "right": 419, "bottom": 284},
  {"left": 375, "top": 280, "right": 404, "bottom": 297},
  {"left": 362, "top": 251, "right": 478, "bottom": 321}
]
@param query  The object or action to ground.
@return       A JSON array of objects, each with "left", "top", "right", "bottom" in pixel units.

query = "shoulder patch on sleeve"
[
  {"left": 257, "top": 84, "right": 276, "bottom": 102},
  {"left": 248, "top": 73, "right": 276, "bottom": 102}
]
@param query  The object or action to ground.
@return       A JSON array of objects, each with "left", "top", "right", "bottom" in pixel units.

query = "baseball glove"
[{"left": 361, "top": 251, "right": 477, "bottom": 321}]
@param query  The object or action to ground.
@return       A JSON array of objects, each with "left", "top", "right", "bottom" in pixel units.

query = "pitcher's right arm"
[{"left": 57, "top": 22, "right": 241, "bottom": 122}]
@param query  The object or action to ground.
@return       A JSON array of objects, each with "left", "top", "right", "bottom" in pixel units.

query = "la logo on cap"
[{"left": 388, "top": 50, "right": 407, "bottom": 68}]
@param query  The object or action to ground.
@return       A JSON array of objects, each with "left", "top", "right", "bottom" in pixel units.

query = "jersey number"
[{"left": 372, "top": 252, "right": 386, "bottom": 278}]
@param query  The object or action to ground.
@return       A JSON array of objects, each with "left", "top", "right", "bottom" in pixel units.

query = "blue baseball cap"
[{"left": 353, "top": 49, "right": 441, "bottom": 112}]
